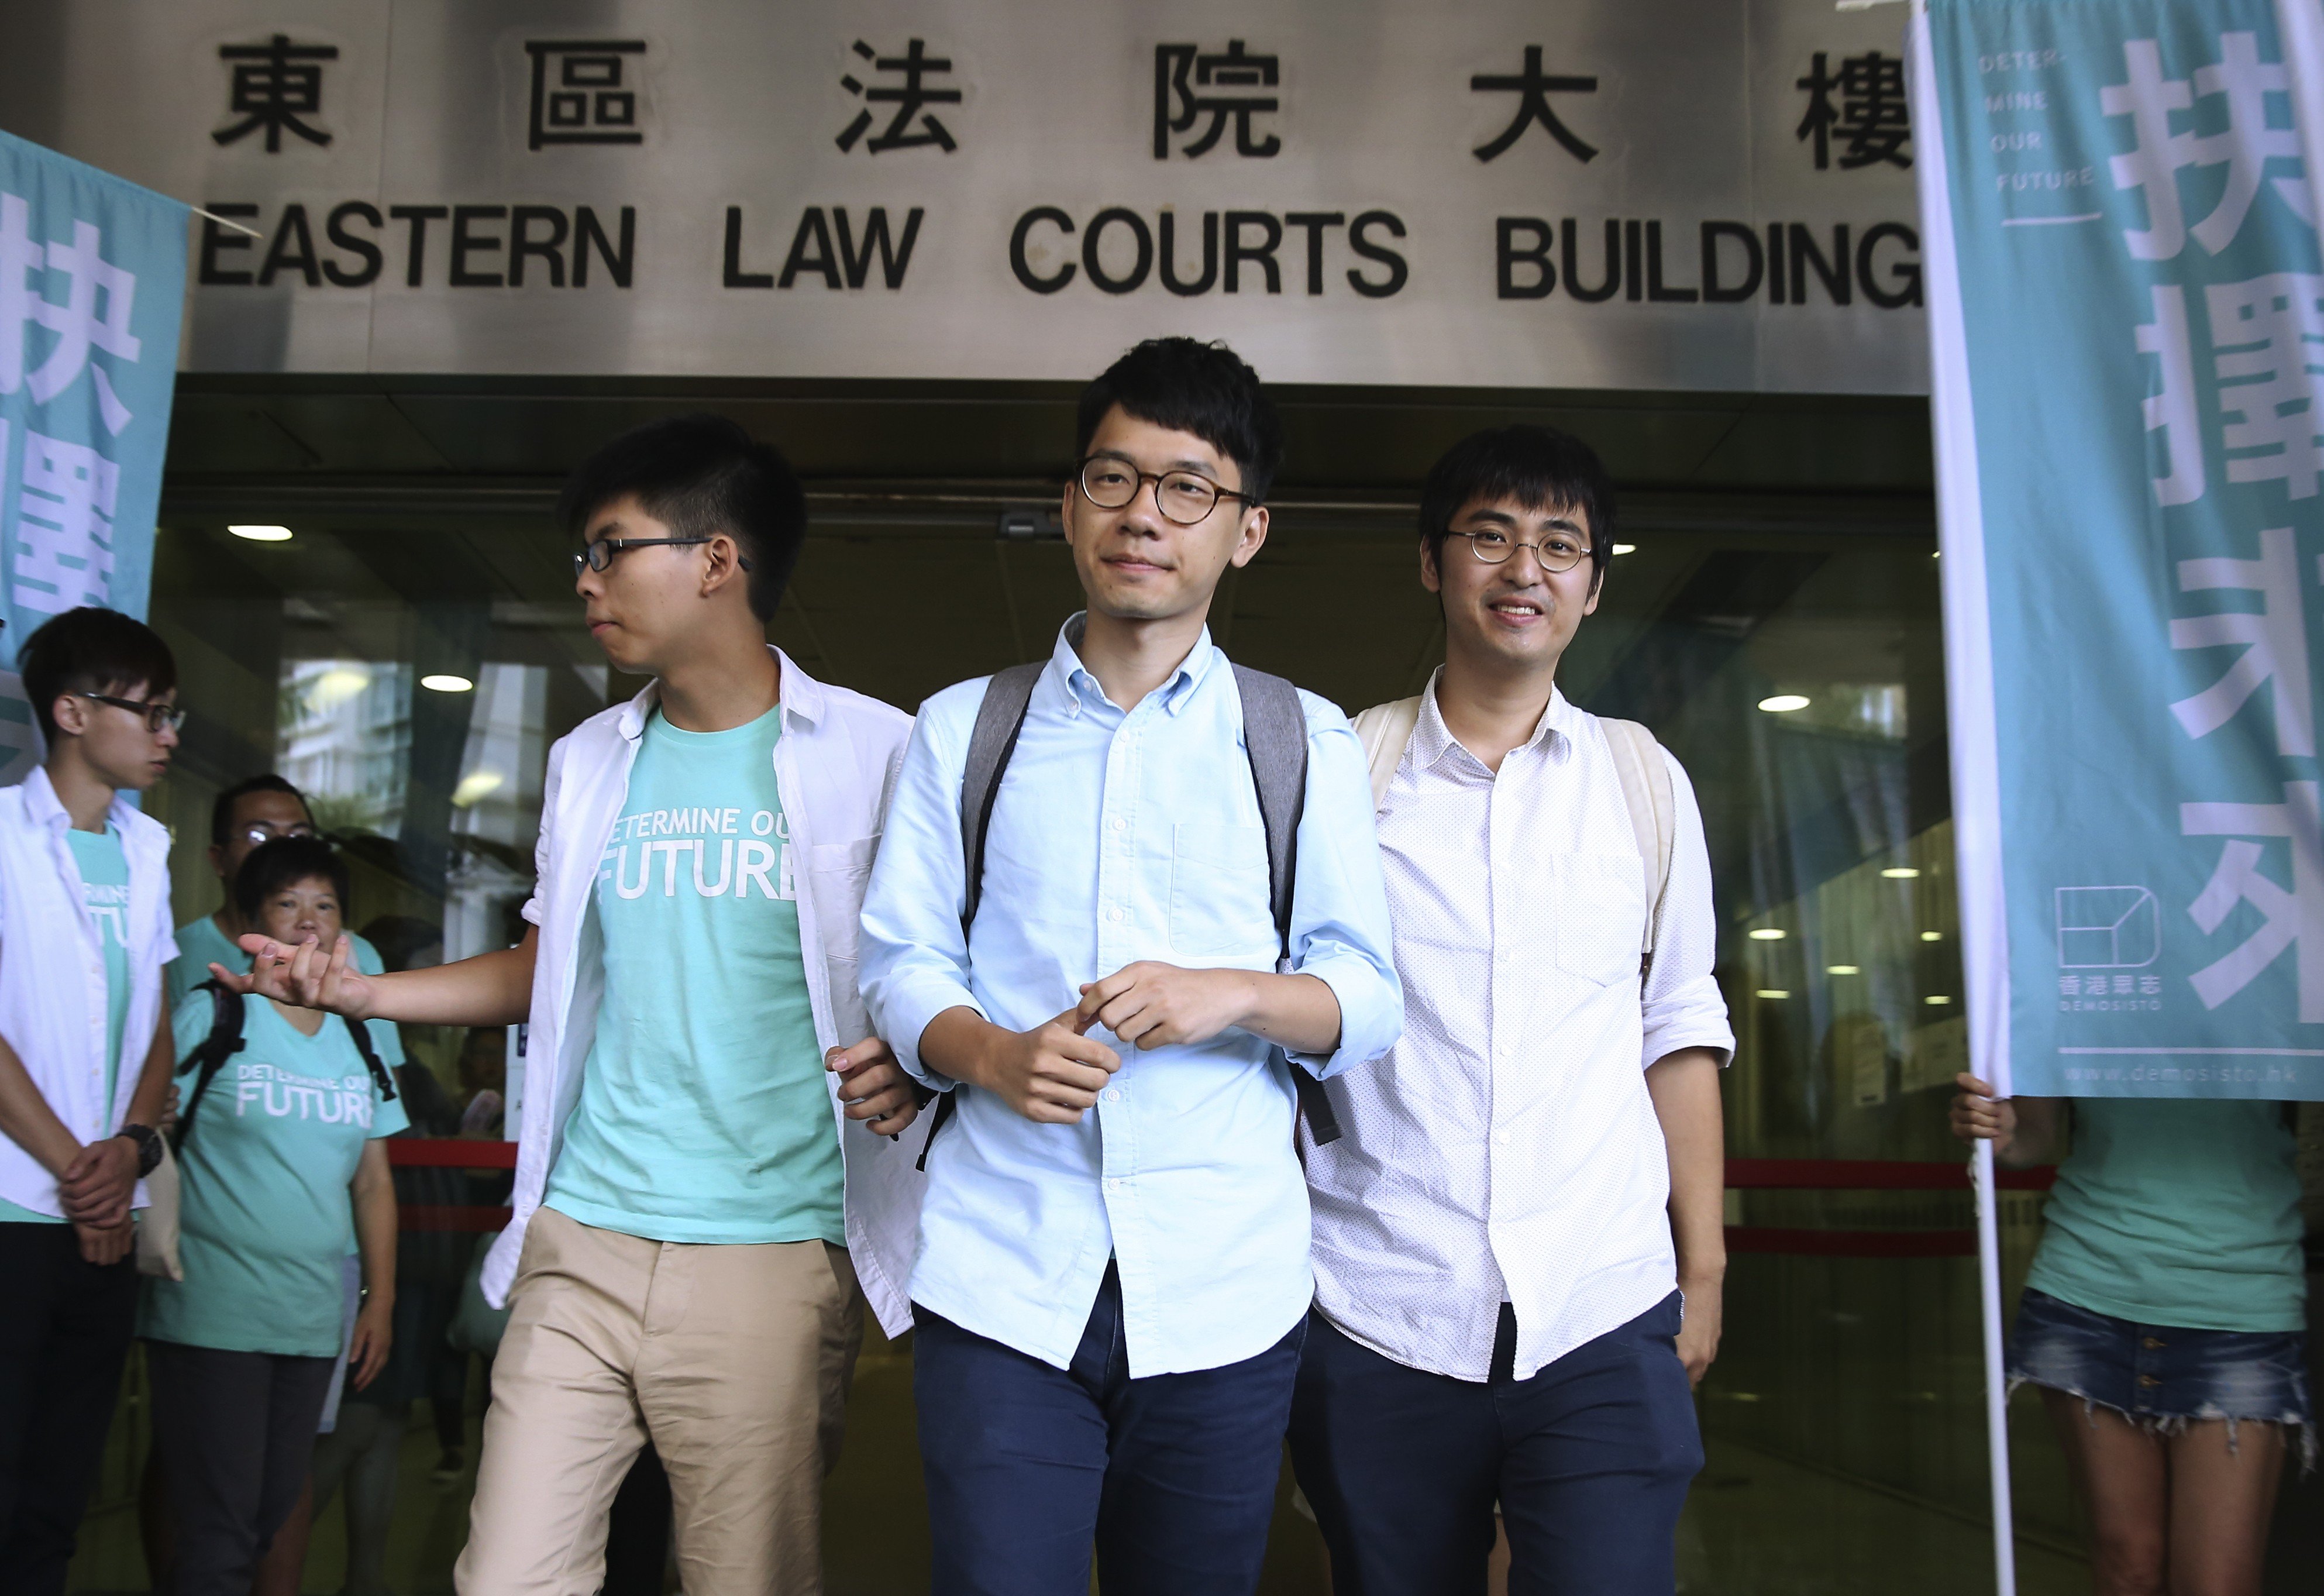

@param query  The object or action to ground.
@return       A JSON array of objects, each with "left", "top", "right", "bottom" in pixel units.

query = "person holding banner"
[
  {"left": 1951, "top": 1078, "right": 2308, "bottom": 1596},
  {"left": 0, "top": 607, "right": 182, "bottom": 1596},
  {"left": 1289, "top": 425, "right": 1733, "bottom": 1596}
]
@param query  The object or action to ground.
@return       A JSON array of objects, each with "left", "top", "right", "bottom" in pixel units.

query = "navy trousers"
[
  {"left": 912, "top": 1264, "right": 1306, "bottom": 1596},
  {"left": 1289, "top": 1292, "right": 1703, "bottom": 1596}
]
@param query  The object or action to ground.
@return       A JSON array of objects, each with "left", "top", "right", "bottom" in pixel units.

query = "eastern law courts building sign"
[{"left": 0, "top": 1, "right": 1947, "bottom": 394}]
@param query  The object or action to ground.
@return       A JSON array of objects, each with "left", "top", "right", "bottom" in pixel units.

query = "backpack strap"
[
  {"left": 172, "top": 981, "right": 247, "bottom": 1152},
  {"left": 920, "top": 662, "right": 1044, "bottom": 1172},
  {"left": 1231, "top": 666, "right": 1341, "bottom": 1147},
  {"left": 342, "top": 1015, "right": 398, "bottom": 1105},
  {"left": 1597, "top": 718, "right": 1675, "bottom": 969},
  {"left": 1351, "top": 697, "right": 1423, "bottom": 810},
  {"left": 958, "top": 663, "right": 1046, "bottom": 934}
]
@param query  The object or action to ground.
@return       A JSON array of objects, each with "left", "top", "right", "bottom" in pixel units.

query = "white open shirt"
[{"left": 1303, "top": 675, "right": 1734, "bottom": 1383}]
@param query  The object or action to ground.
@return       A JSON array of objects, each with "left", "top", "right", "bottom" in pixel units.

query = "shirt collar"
[
  {"left": 21, "top": 764, "right": 67, "bottom": 830},
  {"left": 1050, "top": 613, "right": 1218, "bottom": 718},
  {"left": 618, "top": 645, "right": 810, "bottom": 742},
  {"left": 1415, "top": 668, "right": 1576, "bottom": 773},
  {"left": 21, "top": 763, "right": 130, "bottom": 837}
]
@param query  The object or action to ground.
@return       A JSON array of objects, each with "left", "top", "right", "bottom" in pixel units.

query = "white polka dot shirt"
[{"left": 1304, "top": 675, "right": 1734, "bottom": 1383}]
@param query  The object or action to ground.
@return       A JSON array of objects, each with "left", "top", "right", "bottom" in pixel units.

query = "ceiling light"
[
  {"left": 1827, "top": 964, "right": 1860, "bottom": 975},
  {"left": 1748, "top": 927, "right": 1785, "bottom": 941},
  {"left": 1758, "top": 694, "right": 1811, "bottom": 713},
  {"left": 1755, "top": 989, "right": 1790, "bottom": 1000},
  {"left": 1882, "top": 867, "right": 1921, "bottom": 879},
  {"left": 1612, "top": 543, "right": 1637, "bottom": 555},
  {"left": 420, "top": 673, "right": 474, "bottom": 694},
  {"left": 1921, "top": 930, "right": 1943, "bottom": 942},
  {"left": 228, "top": 524, "right": 292, "bottom": 542},
  {"left": 452, "top": 770, "right": 505, "bottom": 808},
  {"left": 308, "top": 665, "right": 370, "bottom": 713},
  {"left": 1926, "top": 994, "right": 1952, "bottom": 1005}
]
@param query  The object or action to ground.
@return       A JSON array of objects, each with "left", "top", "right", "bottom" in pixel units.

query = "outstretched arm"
[{"left": 216, "top": 926, "right": 538, "bottom": 1030}]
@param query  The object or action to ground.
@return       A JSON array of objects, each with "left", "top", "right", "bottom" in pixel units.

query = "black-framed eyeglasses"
[
  {"left": 78, "top": 693, "right": 186, "bottom": 734},
  {"left": 1076, "top": 457, "right": 1257, "bottom": 525},
  {"left": 572, "top": 536, "right": 753, "bottom": 576},
  {"left": 1449, "top": 527, "right": 1592, "bottom": 575}
]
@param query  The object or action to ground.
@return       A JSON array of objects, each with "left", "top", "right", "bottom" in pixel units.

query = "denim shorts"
[{"left": 2009, "top": 1287, "right": 2313, "bottom": 1464}]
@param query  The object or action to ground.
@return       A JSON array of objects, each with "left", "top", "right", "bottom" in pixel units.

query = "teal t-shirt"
[
  {"left": 1, "top": 826, "right": 133, "bottom": 1227},
  {"left": 543, "top": 705, "right": 842, "bottom": 1246},
  {"left": 2027, "top": 1098, "right": 2307, "bottom": 1333},
  {"left": 139, "top": 993, "right": 409, "bottom": 1357},
  {"left": 168, "top": 917, "right": 403, "bottom": 1071}
]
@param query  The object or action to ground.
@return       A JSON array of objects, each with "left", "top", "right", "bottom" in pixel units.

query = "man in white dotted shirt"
[{"left": 1288, "top": 425, "right": 1735, "bottom": 1595}]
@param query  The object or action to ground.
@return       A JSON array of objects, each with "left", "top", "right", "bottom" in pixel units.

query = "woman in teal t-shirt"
[
  {"left": 1953, "top": 1076, "right": 2309, "bottom": 1596},
  {"left": 141, "top": 837, "right": 404, "bottom": 1596}
]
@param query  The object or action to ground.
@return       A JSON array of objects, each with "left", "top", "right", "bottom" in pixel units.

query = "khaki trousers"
[{"left": 453, "top": 1207, "right": 862, "bottom": 1596}]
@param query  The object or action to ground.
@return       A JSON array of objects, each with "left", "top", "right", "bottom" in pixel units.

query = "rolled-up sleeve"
[
  {"left": 1282, "top": 706, "right": 1403, "bottom": 1078},
  {"left": 858, "top": 687, "right": 984, "bottom": 1084},
  {"left": 1641, "top": 749, "right": 1735, "bottom": 1069}
]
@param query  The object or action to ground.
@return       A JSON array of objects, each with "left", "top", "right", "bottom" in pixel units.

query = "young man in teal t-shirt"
[
  {"left": 228, "top": 417, "right": 925, "bottom": 1596},
  {"left": 0, "top": 608, "right": 183, "bottom": 1595}
]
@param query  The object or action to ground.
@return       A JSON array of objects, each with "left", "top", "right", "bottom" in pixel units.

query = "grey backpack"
[{"left": 917, "top": 659, "right": 1342, "bottom": 1170}]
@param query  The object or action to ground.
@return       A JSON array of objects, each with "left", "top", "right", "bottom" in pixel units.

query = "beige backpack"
[{"left": 1351, "top": 697, "right": 1675, "bottom": 967}]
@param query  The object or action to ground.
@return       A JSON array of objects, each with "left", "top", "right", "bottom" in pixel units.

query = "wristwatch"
[{"left": 115, "top": 1122, "right": 163, "bottom": 1178}]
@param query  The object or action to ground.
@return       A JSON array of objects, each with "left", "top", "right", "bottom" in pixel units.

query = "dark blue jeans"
[
  {"left": 1289, "top": 1292, "right": 1702, "bottom": 1596},
  {"left": 912, "top": 1264, "right": 1306, "bottom": 1596}
]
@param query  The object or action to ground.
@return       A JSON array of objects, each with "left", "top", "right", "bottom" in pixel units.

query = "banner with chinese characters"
[
  {"left": 1918, "top": 0, "right": 2324, "bottom": 1099},
  {"left": 0, "top": 1, "right": 1923, "bottom": 394},
  {"left": 0, "top": 131, "right": 188, "bottom": 784}
]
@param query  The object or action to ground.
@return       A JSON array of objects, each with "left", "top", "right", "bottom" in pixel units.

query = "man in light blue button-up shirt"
[{"left": 860, "top": 338, "right": 1400, "bottom": 1596}]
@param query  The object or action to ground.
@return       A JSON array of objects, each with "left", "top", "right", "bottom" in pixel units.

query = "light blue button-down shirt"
[{"left": 860, "top": 619, "right": 1402, "bottom": 1376}]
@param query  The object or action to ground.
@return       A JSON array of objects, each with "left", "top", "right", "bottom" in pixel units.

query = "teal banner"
[
  {"left": 1920, "top": 0, "right": 2324, "bottom": 1097},
  {"left": 0, "top": 129, "right": 187, "bottom": 782}
]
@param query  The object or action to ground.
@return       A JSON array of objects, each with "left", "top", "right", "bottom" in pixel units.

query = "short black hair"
[
  {"left": 233, "top": 835, "right": 350, "bottom": 925},
  {"left": 1076, "top": 338, "right": 1284, "bottom": 505},
  {"left": 557, "top": 414, "right": 808, "bottom": 622},
  {"left": 211, "top": 775, "right": 314, "bottom": 848},
  {"left": 17, "top": 607, "right": 178, "bottom": 746},
  {"left": 1419, "top": 425, "right": 1619, "bottom": 590}
]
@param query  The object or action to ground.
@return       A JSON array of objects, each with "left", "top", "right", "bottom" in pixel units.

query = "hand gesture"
[
  {"left": 58, "top": 1136, "right": 137, "bottom": 1228},
  {"left": 1949, "top": 1073, "right": 2014, "bottom": 1145},
  {"left": 347, "top": 1293, "right": 394, "bottom": 1391},
  {"left": 1077, "top": 963, "right": 1249, "bottom": 1052},
  {"left": 973, "top": 1008, "right": 1121, "bottom": 1124},
  {"left": 828, "top": 1040, "right": 920, "bottom": 1137},
  {"left": 218, "top": 933, "right": 377, "bottom": 1021},
  {"left": 74, "top": 1219, "right": 133, "bottom": 1267}
]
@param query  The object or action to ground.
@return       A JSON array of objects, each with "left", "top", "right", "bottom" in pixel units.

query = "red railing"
[{"left": 386, "top": 1141, "right": 2051, "bottom": 1258}]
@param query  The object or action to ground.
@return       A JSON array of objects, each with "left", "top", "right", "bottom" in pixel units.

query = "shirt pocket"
[
  {"left": 1543, "top": 849, "right": 1649, "bottom": 988},
  {"left": 1169, "top": 823, "right": 1274, "bottom": 959},
  {"left": 808, "top": 835, "right": 878, "bottom": 966}
]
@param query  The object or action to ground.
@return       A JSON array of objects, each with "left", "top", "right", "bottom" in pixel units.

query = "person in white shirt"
[
  {"left": 225, "top": 415, "right": 926, "bottom": 1596},
  {"left": 0, "top": 607, "right": 183, "bottom": 1596},
  {"left": 1289, "top": 425, "right": 1735, "bottom": 1595}
]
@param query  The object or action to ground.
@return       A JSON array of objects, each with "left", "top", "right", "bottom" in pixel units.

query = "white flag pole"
[
  {"left": 1908, "top": 5, "right": 2017, "bottom": 1592},
  {"left": 1971, "top": 1140, "right": 2016, "bottom": 1596}
]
